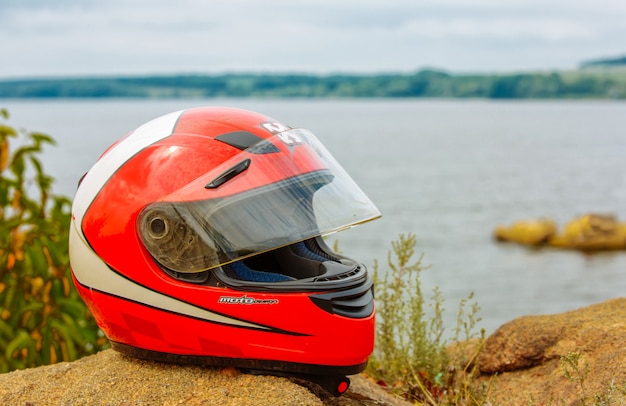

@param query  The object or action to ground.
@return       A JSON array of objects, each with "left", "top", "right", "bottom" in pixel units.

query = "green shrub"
[
  {"left": 367, "top": 233, "right": 486, "bottom": 404},
  {"left": 0, "top": 108, "right": 107, "bottom": 372}
]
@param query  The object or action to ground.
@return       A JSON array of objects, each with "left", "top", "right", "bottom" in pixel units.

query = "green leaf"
[
  {"left": 50, "top": 319, "right": 78, "bottom": 361},
  {"left": 4, "top": 329, "right": 30, "bottom": 359},
  {"left": 0, "top": 318, "right": 15, "bottom": 339},
  {"left": 57, "top": 297, "right": 88, "bottom": 320},
  {"left": 30, "top": 132, "right": 56, "bottom": 146},
  {"left": 0, "top": 124, "right": 17, "bottom": 139}
]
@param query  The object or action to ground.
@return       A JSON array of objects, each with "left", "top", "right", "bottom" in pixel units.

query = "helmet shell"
[{"left": 70, "top": 106, "right": 379, "bottom": 373}]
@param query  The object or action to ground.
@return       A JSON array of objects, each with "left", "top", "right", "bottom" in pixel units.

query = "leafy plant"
[
  {"left": 367, "top": 233, "right": 486, "bottom": 404},
  {"left": 0, "top": 108, "right": 107, "bottom": 372},
  {"left": 561, "top": 351, "right": 590, "bottom": 406}
]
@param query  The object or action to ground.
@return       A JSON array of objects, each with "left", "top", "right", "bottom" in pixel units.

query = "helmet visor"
[{"left": 138, "top": 129, "right": 380, "bottom": 273}]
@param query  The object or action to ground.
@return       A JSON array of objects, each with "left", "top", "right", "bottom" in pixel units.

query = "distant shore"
[{"left": 1, "top": 67, "right": 626, "bottom": 99}]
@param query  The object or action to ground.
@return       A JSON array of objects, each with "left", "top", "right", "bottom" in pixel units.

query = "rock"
[
  {"left": 548, "top": 213, "right": 626, "bottom": 251},
  {"left": 0, "top": 348, "right": 410, "bottom": 406},
  {"left": 477, "top": 298, "right": 626, "bottom": 404},
  {"left": 493, "top": 218, "right": 557, "bottom": 246},
  {"left": 494, "top": 214, "right": 626, "bottom": 251}
]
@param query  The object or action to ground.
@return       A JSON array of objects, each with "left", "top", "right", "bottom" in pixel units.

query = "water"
[{"left": 3, "top": 98, "right": 626, "bottom": 336}]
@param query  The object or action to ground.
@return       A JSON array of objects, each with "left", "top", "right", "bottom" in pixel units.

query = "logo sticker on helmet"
[
  {"left": 218, "top": 295, "right": 279, "bottom": 305},
  {"left": 261, "top": 121, "right": 290, "bottom": 134}
]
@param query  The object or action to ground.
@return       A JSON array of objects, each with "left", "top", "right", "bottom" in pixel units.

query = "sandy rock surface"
[
  {"left": 478, "top": 297, "right": 626, "bottom": 404},
  {"left": 0, "top": 349, "right": 410, "bottom": 405}
]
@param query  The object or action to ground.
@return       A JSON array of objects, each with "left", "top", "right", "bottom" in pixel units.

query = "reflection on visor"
[{"left": 138, "top": 129, "right": 380, "bottom": 274}]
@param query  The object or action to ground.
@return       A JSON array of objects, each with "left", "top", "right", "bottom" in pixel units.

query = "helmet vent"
[
  {"left": 215, "top": 131, "right": 280, "bottom": 154},
  {"left": 205, "top": 159, "right": 251, "bottom": 189},
  {"left": 215, "top": 131, "right": 263, "bottom": 150},
  {"left": 314, "top": 267, "right": 360, "bottom": 282},
  {"left": 310, "top": 279, "right": 374, "bottom": 319}
]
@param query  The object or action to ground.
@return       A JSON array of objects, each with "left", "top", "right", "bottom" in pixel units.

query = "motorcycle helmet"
[{"left": 69, "top": 106, "right": 381, "bottom": 395}]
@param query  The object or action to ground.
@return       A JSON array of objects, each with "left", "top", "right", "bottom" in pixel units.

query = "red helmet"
[{"left": 69, "top": 106, "right": 380, "bottom": 395}]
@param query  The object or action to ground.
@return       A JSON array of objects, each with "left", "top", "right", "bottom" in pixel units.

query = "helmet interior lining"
[{"left": 225, "top": 237, "right": 341, "bottom": 282}]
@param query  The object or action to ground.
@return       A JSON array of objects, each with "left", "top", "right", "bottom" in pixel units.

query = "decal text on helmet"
[{"left": 218, "top": 295, "right": 279, "bottom": 305}]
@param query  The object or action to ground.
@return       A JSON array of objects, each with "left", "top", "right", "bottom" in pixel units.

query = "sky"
[{"left": 1, "top": 0, "right": 626, "bottom": 79}]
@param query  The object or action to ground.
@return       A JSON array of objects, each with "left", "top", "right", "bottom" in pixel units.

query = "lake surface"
[{"left": 3, "top": 98, "right": 626, "bottom": 337}]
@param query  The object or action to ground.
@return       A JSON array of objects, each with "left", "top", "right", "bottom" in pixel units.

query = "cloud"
[
  {"left": 400, "top": 17, "right": 597, "bottom": 42},
  {"left": 1, "top": 0, "right": 625, "bottom": 77}
]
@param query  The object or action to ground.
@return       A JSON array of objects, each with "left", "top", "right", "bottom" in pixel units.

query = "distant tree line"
[
  {"left": 1, "top": 69, "right": 625, "bottom": 99},
  {"left": 580, "top": 55, "right": 626, "bottom": 68}
]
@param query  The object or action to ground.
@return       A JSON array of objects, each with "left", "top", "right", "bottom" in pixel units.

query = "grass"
[{"left": 365, "top": 233, "right": 487, "bottom": 404}]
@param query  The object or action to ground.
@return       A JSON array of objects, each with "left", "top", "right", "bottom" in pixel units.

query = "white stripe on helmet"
[
  {"left": 72, "top": 110, "right": 184, "bottom": 225},
  {"left": 69, "top": 222, "right": 271, "bottom": 331}
]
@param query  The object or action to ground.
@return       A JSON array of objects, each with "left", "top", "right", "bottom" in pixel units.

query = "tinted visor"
[{"left": 138, "top": 129, "right": 380, "bottom": 273}]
